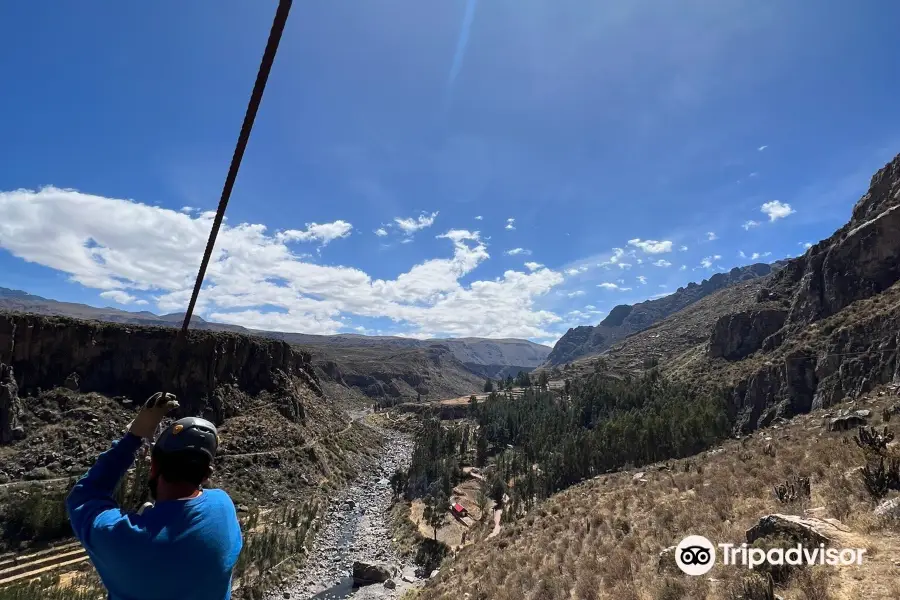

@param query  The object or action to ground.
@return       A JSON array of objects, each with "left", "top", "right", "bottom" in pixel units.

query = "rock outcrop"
[
  {"left": 546, "top": 263, "right": 777, "bottom": 365},
  {"left": 700, "top": 153, "right": 900, "bottom": 432},
  {"left": 772, "top": 159, "right": 900, "bottom": 330},
  {"left": 709, "top": 309, "right": 788, "bottom": 360},
  {"left": 0, "top": 313, "right": 322, "bottom": 423},
  {"left": 746, "top": 514, "right": 838, "bottom": 547},
  {"left": 0, "top": 363, "right": 24, "bottom": 443}
]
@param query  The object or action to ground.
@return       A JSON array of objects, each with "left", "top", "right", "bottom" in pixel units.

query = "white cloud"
[
  {"left": 505, "top": 218, "right": 516, "bottom": 230},
  {"left": 597, "top": 282, "right": 619, "bottom": 290},
  {"left": 180, "top": 206, "right": 196, "bottom": 214},
  {"left": 620, "top": 287, "right": 632, "bottom": 292},
  {"left": 394, "top": 211, "right": 438, "bottom": 235},
  {"left": 636, "top": 258, "right": 643, "bottom": 265},
  {"left": 758, "top": 145, "right": 768, "bottom": 151},
  {"left": 567, "top": 290, "right": 586, "bottom": 298},
  {"left": 658, "top": 284, "right": 667, "bottom": 289},
  {"left": 750, "top": 251, "right": 771, "bottom": 260},
  {"left": 627, "top": 239, "right": 673, "bottom": 254},
  {"left": 742, "top": 220, "right": 760, "bottom": 230},
  {"left": 749, "top": 172, "right": 758, "bottom": 178},
  {"left": 801, "top": 241, "right": 812, "bottom": 249},
  {"left": 700, "top": 255, "right": 721, "bottom": 269},
  {"left": 565, "top": 268, "right": 580, "bottom": 276},
  {"left": 706, "top": 232, "right": 718, "bottom": 241},
  {"left": 652, "top": 259, "right": 671, "bottom": 268},
  {"left": 0, "top": 187, "right": 565, "bottom": 339},
  {"left": 679, "top": 245, "right": 688, "bottom": 252},
  {"left": 100, "top": 290, "right": 143, "bottom": 305},
  {"left": 474, "top": 215, "right": 483, "bottom": 220},
  {"left": 617, "top": 262, "right": 632, "bottom": 270},
  {"left": 637, "top": 275, "right": 647, "bottom": 285},
  {"left": 739, "top": 250, "right": 747, "bottom": 258},
  {"left": 277, "top": 220, "right": 353, "bottom": 246},
  {"left": 524, "top": 262, "right": 543, "bottom": 271},
  {"left": 374, "top": 227, "right": 388, "bottom": 237},
  {"left": 679, "top": 265, "right": 687, "bottom": 271},
  {"left": 584, "top": 304, "right": 596, "bottom": 310},
  {"left": 761, "top": 200, "right": 795, "bottom": 221},
  {"left": 504, "top": 247, "right": 531, "bottom": 256}
]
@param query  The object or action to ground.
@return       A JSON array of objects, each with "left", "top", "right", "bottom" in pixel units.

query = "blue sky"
[{"left": 1, "top": 0, "right": 899, "bottom": 345}]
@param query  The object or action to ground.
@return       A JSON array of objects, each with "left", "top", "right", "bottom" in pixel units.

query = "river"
[{"left": 269, "top": 426, "right": 418, "bottom": 600}]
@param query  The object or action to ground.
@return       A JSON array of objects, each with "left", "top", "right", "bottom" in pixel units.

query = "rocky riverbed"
[{"left": 270, "top": 427, "right": 418, "bottom": 600}]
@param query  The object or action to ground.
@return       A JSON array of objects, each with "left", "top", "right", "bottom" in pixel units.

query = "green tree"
[
  {"left": 389, "top": 468, "right": 408, "bottom": 500},
  {"left": 505, "top": 374, "right": 514, "bottom": 390},
  {"left": 475, "top": 483, "right": 492, "bottom": 519},
  {"left": 537, "top": 370, "right": 550, "bottom": 391},
  {"left": 483, "top": 379, "right": 494, "bottom": 393},
  {"left": 475, "top": 429, "right": 489, "bottom": 467},
  {"left": 423, "top": 493, "right": 448, "bottom": 541},
  {"left": 490, "top": 476, "right": 507, "bottom": 508}
]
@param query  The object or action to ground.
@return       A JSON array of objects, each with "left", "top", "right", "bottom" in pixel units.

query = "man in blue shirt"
[{"left": 66, "top": 392, "right": 243, "bottom": 600}]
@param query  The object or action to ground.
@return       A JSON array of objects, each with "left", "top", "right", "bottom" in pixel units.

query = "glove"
[{"left": 128, "top": 392, "right": 180, "bottom": 439}]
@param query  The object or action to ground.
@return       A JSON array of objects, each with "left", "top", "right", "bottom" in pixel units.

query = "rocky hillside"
[
  {"left": 311, "top": 344, "right": 484, "bottom": 407},
  {"left": 0, "top": 313, "right": 376, "bottom": 506},
  {"left": 581, "top": 153, "right": 900, "bottom": 434},
  {"left": 0, "top": 289, "right": 549, "bottom": 390},
  {"left": 544, "top": 263, "right": 777, "bottom": 365}
]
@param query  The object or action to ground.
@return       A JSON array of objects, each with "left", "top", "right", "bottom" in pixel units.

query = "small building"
[{"left": 450, "top": 502, "right": 469, "bottom": 518}]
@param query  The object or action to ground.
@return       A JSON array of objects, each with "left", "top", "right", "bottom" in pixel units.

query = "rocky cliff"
[
  {"left": 545, "top": 263, "right": 776, "bottom": 365},
  {"left": 0, "top": 313, "right": 321, "bottom": 425},
  {"left": 606, "top": 153, "right": 899, "bottom": 433},
  {"left": 697, "top": 154, "right": 900, "bottom": 431},
  {"left": 0, "top": 289, "right": 550, "bottom": 382}
]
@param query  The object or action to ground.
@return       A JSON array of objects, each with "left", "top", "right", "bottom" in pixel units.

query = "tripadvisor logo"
[
  {"left": 674, "top": 535, "right": 867, "bottom": 575},
  {"left": 675, "top": 535, "right": 716, "bottom": 576}
]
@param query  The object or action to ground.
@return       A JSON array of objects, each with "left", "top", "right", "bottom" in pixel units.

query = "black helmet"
[{"left": 154, "top": 417, "right": 219, "bottom": 461}]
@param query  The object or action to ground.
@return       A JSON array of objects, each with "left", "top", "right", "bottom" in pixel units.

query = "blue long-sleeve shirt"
[{"left": 66, "top": 433, "right": 243, "bottom": 600}]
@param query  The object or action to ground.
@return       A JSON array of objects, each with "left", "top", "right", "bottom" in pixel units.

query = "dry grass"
[{"left": 418, "top": 389, "right": 900, "bottom": 600}]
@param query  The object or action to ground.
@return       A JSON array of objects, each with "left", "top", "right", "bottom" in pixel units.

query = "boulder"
[
  {"left": 874, "top": 497, "right": 900, "bottom": 519},
  {"left": 828, "top": 414, "right": 867, "bottom": 432},
  {"left": 746, "top": 514, "right": 837, "bottom": 547},
  {"left": 383, "top": 579, "right": 396, "bottom": 590},
  {"left": 708, "top": 309, "right": 787, "bottom": 360},
  {"left": 352, "top": 561, "right": 394, "bottom": 586}
]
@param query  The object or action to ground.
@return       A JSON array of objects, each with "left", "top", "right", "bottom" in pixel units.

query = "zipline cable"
[
  {"left": 180, "top": 0, "right": 293, "bottom": 335},
  {"left": 159, "top": 0, "right": 292, "bottom": 412}
]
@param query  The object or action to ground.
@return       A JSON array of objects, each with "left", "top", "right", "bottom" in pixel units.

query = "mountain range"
[
  {"left": 544, "top": 262, "right": 786, "bottom": 366},
  {"left": 0, "top": 287, "right": 550, "bottom": 399}
]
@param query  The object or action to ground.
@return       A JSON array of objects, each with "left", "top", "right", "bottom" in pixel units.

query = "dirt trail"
[{"left": 487, "top": 509, "right": 502, "bottom": 539}]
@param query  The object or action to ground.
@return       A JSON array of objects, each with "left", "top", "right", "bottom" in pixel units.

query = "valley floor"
[{"left": 269, "top": 426, "right": 418, "bottom": 600}]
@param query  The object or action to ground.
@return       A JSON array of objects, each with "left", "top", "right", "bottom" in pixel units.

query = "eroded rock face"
[
  {"left": 773, "top": 156, "right": 900, "bottom": 328},
  {"left": 0, "top": 363, "right": 24, "bottom": 444},
  {"left": 0, "top": 314, "right": 322, "bottom": 423},
  {"left": 717, "top": 154, "right": 900, "bottom": 432},
  {"left": 709, "top": 309, "right": 787, "bottom": 360}
]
